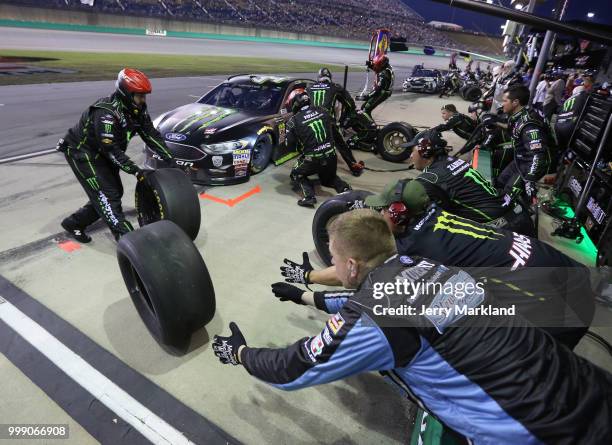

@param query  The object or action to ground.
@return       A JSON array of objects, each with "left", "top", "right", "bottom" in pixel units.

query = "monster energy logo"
[
  {"left": 311, "top": 90, "right": 326, "bottom": 106},
  {"left": 86, "top": 177, "right": 99, "bottom": 190},
  {"left": 433, "top": 211, "right": 505, "bottom": 240},
  {"left": 563, "top": 97, "right": 575, "bottom": 112},
  {"left": 527, "top": 130, "right": 539, "bottom": 141},
  {"left": 174, "top": 109, "right": 235, "bottom": 133},
  {"left": 105, "top": 123, "right": 112, "bottom": 133},
  {"left": 308, "top": 119, "right": 326, "bottom": 143},
  {"left": 464, "top": 169, "right": 497, "bottom": 196}
]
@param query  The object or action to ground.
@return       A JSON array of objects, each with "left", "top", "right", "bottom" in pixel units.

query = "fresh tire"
[
  {"left": 376, "top": 121, "right": 416, "bottom": 162},
  {"left": 250, "top": 133, "right": 273, "bottom": 175},
  {"left": 464, "top": 86, "right": 482, "bottom": 102},
  {"left": 135, "top": 168, "right": 201, "bottom": 240},
  {"left": 117, "top": 220, "right": 216, "bottom": 353},
  {"left": 312, "top": 190, "right": 373, "bottom": 266}
]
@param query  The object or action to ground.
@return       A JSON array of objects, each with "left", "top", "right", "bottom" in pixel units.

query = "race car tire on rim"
[
  {"left": 250, "top": 133, "right": 274, "bottom": 175},
  {"left": 312, "top": 190, "right": 373, "bottom": 266},
  {"left": 377, "top": 121, "right": 416, "bottom": 162},
  {"left": 135, "top": 168, "right": 201, "bottom": 240},
  {"left": 117, "top": 220, "right": 216, "bottom": 353}
]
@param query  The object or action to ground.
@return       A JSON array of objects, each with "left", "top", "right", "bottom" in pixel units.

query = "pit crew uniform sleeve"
[
  {"left": 285, "top": 117, "right": 299, "bottom": 152},
  {"left": 520, "top": 124, "right": 548, "bottom": 182},
  {"left": 136, "top": 109, "right": 173, "bottom": 162},
  {"left": 432, "top": 114, "right": 460, "bottom": 133},
  {"left": 93, "top": 110, "right": 139, "bottom": 174},
  {"left": 240, "top": 303, "right": 396, "bottom": 390},
  {"left": 313, "top": 290, "right": 355, "bottom": 313}
]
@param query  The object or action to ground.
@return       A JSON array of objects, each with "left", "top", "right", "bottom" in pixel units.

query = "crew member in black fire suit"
[
  {"left": 433, "top": 104, "right": 476, "bottom": 142},
  {"left": 405, "top": 130, "right": 533, "bottom": 235},
  {"left": 307, "top": 68, "right": 365, "bottom": 176},
  {"left": 280, "top": 181, "right": 595, "bottom": 348},
  {"left": 491, "top": 84, "right": 551, "bottom": 200},
  {"left": 287, "top": 90, "right": 350, "bottom": 208},
  {"left": 360, "top": 54, "right": 393, "bottom": 118},
  {"left": 57, "top": 68, "right": 174, "bottom": 242},
  {"left": 555, "top": 85, "right": 588, "bottom": 152},
  {"left": 213, "top": 210, "right": 611, "bottom": 445}
]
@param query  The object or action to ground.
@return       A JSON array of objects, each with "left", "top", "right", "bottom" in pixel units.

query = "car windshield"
[
  {"left": 199, "top": 81, "right": 285, "bottom": 114},
  {"left": 413, "top": 69, "right": 438, "bottom": 78}
]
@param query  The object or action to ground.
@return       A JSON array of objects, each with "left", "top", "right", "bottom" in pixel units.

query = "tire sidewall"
[{"left": 376, "top": 122, "right": 416, "bottom": 162}]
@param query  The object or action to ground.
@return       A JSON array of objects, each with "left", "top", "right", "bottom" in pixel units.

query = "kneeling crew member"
[
  {"left": 287, "top": 90, "right": 350, "bottom": 208},
  {"left": 307, "top": 68, "right": 365, "bottom": 176},
  {"left": 406, "top": 130, "right": 533, "bottom": 236},
  {"left": 281, "top": 180, "right": 594, "bottom": 349},
  {"left": 214, "top": 209, "right": 611, "bottom": 445},
  {"left": 57, "top": 68, "right": 174, "bottom": 242}
]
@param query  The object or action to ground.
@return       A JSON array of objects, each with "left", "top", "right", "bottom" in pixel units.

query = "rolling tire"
[
  {"left": 135, "top": 168, "right": 201, "bottom": 240},
  {"left": 376, "top": 121, "right": 416, "bottom": 162},
  {"left": 117, "top": 220, "right": 216, "bottom": 353},
  {"left": 250, "top": 133, "right": 274, "bottom": 175},
  {"left": 464, "top": 86, "right": 482, "bottom": 102},
  {"left": 312, "top": 190, "right": 373, "bottom": 266},
  {"left": 459, "top": 85, "right": 470, "bottom": 99}
]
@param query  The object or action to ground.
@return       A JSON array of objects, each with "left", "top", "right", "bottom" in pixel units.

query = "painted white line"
[
  {"left": 188, "top": 94, "right": 201, "bottom": 98},
  {"left": 0, "top": 297, "right": 194, "bottom": 445},
  {"left": 0, "top": 148, "right": 58, "bottom": 164}
]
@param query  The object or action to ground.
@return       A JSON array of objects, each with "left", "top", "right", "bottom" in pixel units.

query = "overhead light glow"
[
  {"left": 587, "top": 12, "right": 595, "bottom": 18},
  {"left": 514, "top": 3, "right": 524, "bottom": 10}
]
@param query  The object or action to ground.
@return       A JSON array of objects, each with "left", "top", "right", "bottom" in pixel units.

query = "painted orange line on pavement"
[
  {"left": 57, "top": 240, "right": 81, "bottom": 253},
  {"left": 199, "top": 185, "right": 262, "bottom": 207}
]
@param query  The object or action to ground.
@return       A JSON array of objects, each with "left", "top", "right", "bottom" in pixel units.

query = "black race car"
[
  {"left": 402, "top": 67, "right": 443, "bottom": 93},
  {"left": 144, "top": 74, "right": 313, "bottom": 185}
]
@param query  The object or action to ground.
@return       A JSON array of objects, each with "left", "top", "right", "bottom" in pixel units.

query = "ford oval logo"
[{"left": 165, "top": 132, "right": 186, "bottom": 142}]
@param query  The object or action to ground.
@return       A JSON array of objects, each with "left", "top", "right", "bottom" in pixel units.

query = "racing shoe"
[
  {"left": 61, "top": 219, "right": 92, "bottom": 243},
  {"left": 297, "top": 197, "right": 317, "bottom": 208},
  {"left": 350, "top": 161, "right": 365, "bottom": 177}
]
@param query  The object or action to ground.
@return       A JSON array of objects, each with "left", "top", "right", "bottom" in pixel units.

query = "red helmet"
[
  {"left": 115, "top": 68, "right": 151, "bottom": 114},
  {"left": 370, "top": 54, "right": 389, "bottom": 73},
  {"left": 284, "top": 87, "right": 307, "bottom": 112},
  {"left": 116, "top": 68, "right": 152, "bottom": 94}
]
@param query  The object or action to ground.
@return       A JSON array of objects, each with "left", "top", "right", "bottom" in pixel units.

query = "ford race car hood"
[
  {"left": 155, "top": 103, "right": 267, "bottom": 143},
  {"left": 406, "top": 76, "right": 436, "bottom": 82}
]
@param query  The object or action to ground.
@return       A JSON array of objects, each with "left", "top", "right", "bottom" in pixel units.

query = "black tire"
[
  {"left": 312, "top": 190, "right": 373, "bottom": 266},
  {"left": 459, "top": 85, "right": 470, "bottom": 99},
  {"left": 376, "top": 122, "right": 416, "bottom": 162},
  {"left": 135, "top": 168, "right": 201, "bottom": 240},
  {"left": 464, "top": 86, "right": 482, "bottom": 102},
  {"left": 117, "top": 220, "right": 216, "bottom": 353},
  {"left": 250, "top": 133, "right": 273, "bottom": 175}
]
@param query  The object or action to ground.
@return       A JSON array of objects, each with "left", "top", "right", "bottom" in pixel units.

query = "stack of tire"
[{"left": 116, "top": 168, "right": 215, "bottom": 354}]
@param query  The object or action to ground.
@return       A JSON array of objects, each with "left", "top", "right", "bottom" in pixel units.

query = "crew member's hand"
[
  {"left": 212, "top": 322, "right": 246, "bottom": 366},
  {"left": 271, "top": 282, "right": 305, "bottom": 305},
  {"left": 281, "top": 252, "right": 313, "bottom": 284},
  {"left": 481, "top": 113, "right": 498, "bottom": 128}
]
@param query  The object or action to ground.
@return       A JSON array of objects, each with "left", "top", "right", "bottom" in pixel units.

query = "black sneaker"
[
  {"left": 61, "top": 220, "right": 92, "bottom": 243},
  {"left": 297, "top": 197, "right": 317, "bottom": 208}
]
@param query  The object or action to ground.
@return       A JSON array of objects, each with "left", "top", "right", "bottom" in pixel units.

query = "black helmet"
[
  {"left": 401, "top": 129, "right": 447, "bottom": 157},
  {"left": 291, "top": 91, "right": 310, "bottom": 113},
  {"left": 318, "top": 67, "right": 332, "bottom": 82}
]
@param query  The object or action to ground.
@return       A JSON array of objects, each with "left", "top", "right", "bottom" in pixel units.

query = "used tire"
[
  {"left": 135, "top": 168, "right": 201, "bottom": 240},
  {"left": 376, "top": 121, "right": 416, "bottom": 162},
  {"left": 117, "top": 220, "right": 216, "bottom": 353},
  {"left": 464, "top": 86, "right": 482, "bottom": 102},
  {"left": 312, "top": 190, "right": 373, "bottom": 266},
  {"left": 250, "top": 133, "right": 273, "bottom": 175}
]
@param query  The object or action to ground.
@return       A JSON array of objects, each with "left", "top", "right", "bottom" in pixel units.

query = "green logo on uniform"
[
  {"left": 433, "top": 211, "right": 505, "bottom": 240},
  {"left": 464, "top": 169, "right": 498, "bottom": 196},
  {"left": 311, "top": 90, "right": 326, "bottom": 106},
  {"left": 563, "top": 97, "right": 575, "bottom": 112},
  {"left": 308, "top": 119, "right": 327, "bottom": 143}
]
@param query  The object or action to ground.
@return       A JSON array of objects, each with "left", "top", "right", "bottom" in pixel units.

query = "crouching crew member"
[{"left": 286, "top": 90, "right": 350, "bottom": 208}]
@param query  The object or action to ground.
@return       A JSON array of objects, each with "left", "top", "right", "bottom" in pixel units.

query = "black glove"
[
  {"left": 271, "top": 282, "right": 305, "bottom": 305},
  {"left": 281, "top": 252, "right": 313, "bottom": 284},
  {"left": 212, "top": 322, "right": 247, "bottom": 366},
  {"left": 480, "top": 113, "right": 499, "bottom": 127}
]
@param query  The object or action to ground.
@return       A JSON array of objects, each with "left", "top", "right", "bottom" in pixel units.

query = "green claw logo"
[
  {"left": 312, "top": 90, "right": 325, "bottom": 106},
  {"left": 308, "top": 119, "right": 326, "bottom": 143}
]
